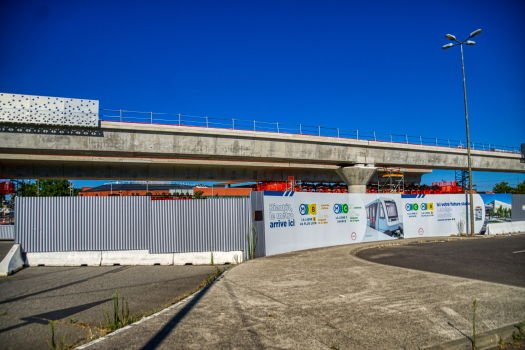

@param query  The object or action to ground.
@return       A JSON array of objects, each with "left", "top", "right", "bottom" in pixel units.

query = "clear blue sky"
[{"left": 1, "top": 0, "right": 524, "bottom": 190}]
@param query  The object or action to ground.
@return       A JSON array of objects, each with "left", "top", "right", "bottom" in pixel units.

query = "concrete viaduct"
[{"left": 0, "top": 121, "right": 523, "bottom": 192}]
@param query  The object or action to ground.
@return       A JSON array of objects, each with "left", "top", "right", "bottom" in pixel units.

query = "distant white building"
[{"left": 485, "top": 200, "right": 511, "bottom": 216}]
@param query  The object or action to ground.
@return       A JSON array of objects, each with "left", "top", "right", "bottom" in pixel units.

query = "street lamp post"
[{"left": 443, "top": 29, "right": 482, "bottom": 235}]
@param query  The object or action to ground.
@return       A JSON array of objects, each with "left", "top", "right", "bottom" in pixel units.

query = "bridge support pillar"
[{"left": 335, "top": 164, "right": 376, "bottom": 193}]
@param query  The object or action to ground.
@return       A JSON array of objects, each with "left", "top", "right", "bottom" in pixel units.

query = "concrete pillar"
[{"left": 335, "top": 164, "right": 376, "bottom": 193}]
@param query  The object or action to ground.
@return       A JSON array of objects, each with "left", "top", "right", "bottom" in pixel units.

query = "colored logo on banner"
[
  {"left": 351, "top": 232, "right": 357, "bottom": 241},
  {"left": 405, "top": 203, "right": 419, "bottom": 211},
  {"left": 299, "top": 204, "right": 317, "bottom": 215},
  {"left": 418, "top": 228, "right": 424, "bottom": 235},
  {"left": 420, "top": 203, "right": 434, "bottom": 210},
  {"left": 333, "top": 203, "right": 349, "bottom": 214},
  {"left": 406, "top": 203, "right": 433, "bottom": 211}
]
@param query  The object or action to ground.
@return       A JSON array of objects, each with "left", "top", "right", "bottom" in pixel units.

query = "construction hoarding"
[{"left": 263, "top": 192, "right": 485, "bottom": 256}]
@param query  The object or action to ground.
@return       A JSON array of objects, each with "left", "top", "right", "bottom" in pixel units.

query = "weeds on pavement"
[
  {"left": 205, "top": 267, "right": 223, "bottom": 286},
  {"left": 246, "top": 223, "right": 257, "bottom": 260},
  {"left": 48, "top": 266, "right": 228, "bottom": 349},
  {"left": 87, "top": 266, "right": 226, "bottom": 342},
  {"left": 472, "top": 299, "right": 477, "bottom": 349},
  {"left": 48, "top": 321, "right": 66, "bottom": 350},
  {"left": 101, "top": 289, "right": 130, "bottom": 331},
  {"left": 514, "top": 321, "right": 524, "bottom": 343}
]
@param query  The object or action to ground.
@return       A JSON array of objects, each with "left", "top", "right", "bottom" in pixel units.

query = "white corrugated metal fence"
[
  {"left": 150, "top": 198, "right": 251, "bottom": 254},
  {"left": 15, "top": 197, "right": 252, "bottom": 256},
  {"left": 0, "top": 225, "right": 14, "bottom": 240}
]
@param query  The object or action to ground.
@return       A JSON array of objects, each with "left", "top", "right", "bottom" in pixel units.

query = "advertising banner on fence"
[
  {"left": 263, "top": 191, "right": 485, "bottom": 256},
  {"left": 401, "top": 194, "right": 485, "bottom": 238}
]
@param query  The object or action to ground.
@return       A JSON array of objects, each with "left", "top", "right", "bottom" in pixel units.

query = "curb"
[
  {"left": 424, "top": 323, "right": 523, "bottom": 350},
  {"left": 75, "top": 267, "right": 231, "bottom": 349},
  {"left": 350, "top": 236, "right": 475, "bottom": 257}
]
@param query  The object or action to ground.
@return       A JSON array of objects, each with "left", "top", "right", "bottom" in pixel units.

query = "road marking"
[{"left": 512, "top": 250, "right": 525, "bottom": 254}]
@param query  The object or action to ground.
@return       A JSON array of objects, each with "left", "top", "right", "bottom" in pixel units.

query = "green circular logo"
[
  {"left": 413, "top": 203, "right": 419, "bottom": 211},
  {"left": 342, "top": 204, "right": 349, "bottom": 213}
]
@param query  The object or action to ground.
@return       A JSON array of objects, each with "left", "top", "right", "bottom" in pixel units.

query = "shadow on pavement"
[
  {"left": 140, "top": 280, "right": 214, "bottom": 350},
  {"left": 0, "top": 299, "right": 111, "bottom": 333},
  {"left": 0, "top": 266, "right": 130, "bottom": 305},
  {"left": 447, "top": 321, "right": 472, "bottom": 342}
]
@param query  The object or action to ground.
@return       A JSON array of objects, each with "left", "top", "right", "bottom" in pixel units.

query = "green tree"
[
  {"left": 192, "top": 190, "right": 206, "bottom": 199},
  {"left": 493, "top": 181, "right": 513, "bottom": 193},
  {"left": 513, "top": 180, "right": 525, "bottom": 194},
  {"left": 39, "top": 180, "right": 80, "bottom": 197},
  {"left": 13, "top": 180, "right": 81, "bottom": 197},
  {"left": 488, "top": 207, "right": 495, "bottom": 218},
  {"left": 17, "top": 181, "right": 38, "bottom": 196},
  {"left": 497, "top": 205, "right": 504, "bottom": 218}
]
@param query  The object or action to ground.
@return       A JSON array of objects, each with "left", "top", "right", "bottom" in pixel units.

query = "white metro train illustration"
[{"left": 365, "top": 197, "right": 403, "bottom": 238}]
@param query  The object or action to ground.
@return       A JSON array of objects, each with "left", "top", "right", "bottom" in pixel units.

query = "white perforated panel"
[{"left": 0, "top": 93, "right": 99, "bottom": 127}]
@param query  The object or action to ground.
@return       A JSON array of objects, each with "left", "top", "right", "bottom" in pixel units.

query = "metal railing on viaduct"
[{"left": 100, "top": 109, "right": 521, "bottom": 154}]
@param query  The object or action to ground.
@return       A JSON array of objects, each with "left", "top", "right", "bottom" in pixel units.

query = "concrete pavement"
[
  {"left": 81, "top": 236, "right": 525, "bottom": 350},
  {"left": 0, "top": 265, "right": 223, "bottom": 349}
]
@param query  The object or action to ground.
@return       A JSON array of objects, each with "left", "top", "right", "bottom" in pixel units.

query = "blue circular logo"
[
  {"left": 333, "top": 204, "right": 341, "bottom": 214},
  {"left": 405, "top": 203, "right": 412, "bottom": 211},
  {"left": 421, "top": 203, "right": 427, "bottom": 210},
  {"left": 299, "top": 204, "right": 308, "bottom": 215}
]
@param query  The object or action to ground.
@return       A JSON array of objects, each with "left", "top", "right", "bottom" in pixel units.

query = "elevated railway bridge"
[{"left": 1, "top": 93, "right": 523, "bottom": 192}]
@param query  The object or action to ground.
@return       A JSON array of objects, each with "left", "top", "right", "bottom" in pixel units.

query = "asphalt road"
[
  {"left": 0, "top": 264, "right": 224, "bottom": 349},
  {"left": 0, "top": 241, "right": 13, "bottom": 262},
  {"left": 357, "top": 235, "right": 525, "bottom": 288}
]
